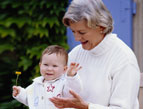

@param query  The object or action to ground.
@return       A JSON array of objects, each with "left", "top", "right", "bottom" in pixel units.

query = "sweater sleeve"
[
  {"left": 13, "top": 86, "right": 28, "bottom": 106},
  {"left": 62, "top": 74, "right": 83, "bottom": 97},
  {"left": 13, "top": 84, "right": 33, "bottom": 106},
  {"left": 88, "top": 61, "right": 140, "bottom": 109}
]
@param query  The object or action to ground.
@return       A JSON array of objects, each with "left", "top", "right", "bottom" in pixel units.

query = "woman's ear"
[{"left": 99, "top": 26, "right": 105, "bottom": 33}]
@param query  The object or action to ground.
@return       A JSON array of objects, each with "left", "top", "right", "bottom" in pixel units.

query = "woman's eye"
[
  {"left": 72, "top": 31, "right": 75, "bottom": 33},
  {"left": 79, "top": 32, "right": 85, "bottom": 35}
]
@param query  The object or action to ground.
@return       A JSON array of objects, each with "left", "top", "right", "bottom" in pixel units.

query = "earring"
[{"left": 100, "top": 31, "right": 103, "bottom": 34}]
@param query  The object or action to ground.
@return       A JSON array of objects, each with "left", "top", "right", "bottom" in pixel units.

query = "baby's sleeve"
[
  {"left": 13, "top": 86, "right": 28, "bottom": 106},
  {"left": 62, "top": 74, "right": 83, "bottom": 97}
]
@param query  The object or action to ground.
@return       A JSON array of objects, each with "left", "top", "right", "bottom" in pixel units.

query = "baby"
[{"left": 12, "top": 45, "right": 82, "bottom": 109}]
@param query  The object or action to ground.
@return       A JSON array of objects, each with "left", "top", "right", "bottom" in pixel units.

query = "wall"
[
  {"left": 133, "top": 0, "right": 143, "bottom": 109},
  {"left": 133, "top": 0, "right": 143, "bottom": 72}
]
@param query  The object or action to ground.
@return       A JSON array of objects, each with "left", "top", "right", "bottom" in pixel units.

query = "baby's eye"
[
  {"left": 53, "top": 65, "right": 57, "bottom": 67},
  {"left": 44, "top": 64, "right": 48, "bottom": 66}
]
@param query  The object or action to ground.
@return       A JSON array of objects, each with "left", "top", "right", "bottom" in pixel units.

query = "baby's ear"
[
  {"left": 39, "top": 63, "right": 41, "bottom": 67},
  {"left": 64, "top": 66, "right": 68, "bottom": 72}
]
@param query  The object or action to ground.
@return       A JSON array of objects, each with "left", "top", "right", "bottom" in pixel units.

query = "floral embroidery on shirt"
[
  {"left": 47, "top": 84, "right": 55, "bottom": 92},
  {"left": 57, "top": 94, "right": 61, "bottom": 97}
]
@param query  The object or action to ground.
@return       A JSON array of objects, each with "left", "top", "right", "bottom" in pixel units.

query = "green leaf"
[
  {"left": 0, "top": 1, "right": 12, "bottom": 9},
  {"left": 46, "top": 17, "right": 60, "bottom": 28},
  {"left": 26, "top": 26, "right": 49, "bottom": 38},
  {"left": 0, "top": 27, "right": 16, "bottom": 38},
  {"left": 18, "top": 56, "right": 32, "bottom": 71},
  {"left": 0, "top": 17, "right": 31, "bottom": 28},
  {"left": 0, "top": 44, "right": 14, "bottom": 54},
  {"left": 27, "top": 44, "right": 47, "bottom": 60}
]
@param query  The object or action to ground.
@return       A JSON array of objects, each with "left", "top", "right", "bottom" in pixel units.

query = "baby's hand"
[
  {"left": 12, "top": 86, "right": 20, "bottom": 97},
  {"left": 67, "top": 63, "right": 82, "bottom": 76}
]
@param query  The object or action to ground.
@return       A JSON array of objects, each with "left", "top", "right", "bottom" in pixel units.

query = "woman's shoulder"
[
  {"left": 113, "top": 35, "right": 135, "bottom": 58},
  {"left": 110, "top": 33, "right": 138, "bottom": 65}
]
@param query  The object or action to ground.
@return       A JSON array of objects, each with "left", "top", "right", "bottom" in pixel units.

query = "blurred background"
[
  {"left": 0, "top": 0, "right": 143, "bottom": 109},
  {"left": 0, "top": 0, "right": 68, "bottom": 108}
]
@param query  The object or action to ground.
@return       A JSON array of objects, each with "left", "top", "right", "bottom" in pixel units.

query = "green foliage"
[
  {"left": 0, "top": 0, "right": 68, "bottom": 108},
  {"left": 0, "top": 100, "right": 28, "bottom": 109}
]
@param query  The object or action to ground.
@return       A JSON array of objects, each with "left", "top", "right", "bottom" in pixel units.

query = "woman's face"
[{"left": 69, "top": 20, "right": 105, "bottom": 50}]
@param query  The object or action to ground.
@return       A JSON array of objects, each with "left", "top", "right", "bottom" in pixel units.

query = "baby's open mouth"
[{"left": 46, "top": 73, "right": 53, "bottom": 75}]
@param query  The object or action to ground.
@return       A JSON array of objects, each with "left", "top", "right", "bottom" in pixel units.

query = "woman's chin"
[
  {"left": 82, "top": 44, "right": 92, "bottom": 50},
  {"left": 82, "top": 45, "right": 90, "bottom": 50}
]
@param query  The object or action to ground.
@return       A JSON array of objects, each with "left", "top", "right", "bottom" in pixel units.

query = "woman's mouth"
[{"left": 81, "top": 41, "right": 88, "bottom": 44}]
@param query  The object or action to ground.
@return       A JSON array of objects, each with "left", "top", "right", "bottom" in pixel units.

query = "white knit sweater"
[{"left": 68, "top": 33, "right": 140, "bottom": 109}]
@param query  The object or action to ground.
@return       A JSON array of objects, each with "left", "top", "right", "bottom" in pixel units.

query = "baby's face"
[{"left": 40, "top": 53, "right": 67, "bottom": 81}]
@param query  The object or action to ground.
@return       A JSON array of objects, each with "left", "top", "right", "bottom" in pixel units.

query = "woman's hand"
[{"left": 49, "top": 90, "right": 88, "bottom": 109}]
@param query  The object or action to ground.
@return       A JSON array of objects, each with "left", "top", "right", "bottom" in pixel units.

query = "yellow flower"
[
  {"left": 15, "top": 71, "right": 21, "bottom": 75},
  {"left": 15, "top": 71, "right": 21, "bottom": 86}
]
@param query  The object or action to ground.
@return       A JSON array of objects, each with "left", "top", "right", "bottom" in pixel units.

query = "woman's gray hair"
[{"left": 63, "top": 0, "right": 113, "bottom": 34}]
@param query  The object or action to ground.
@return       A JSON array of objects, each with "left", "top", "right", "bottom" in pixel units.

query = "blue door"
[{"left": 67, "top": 0, "right": 136, "bottom": 51}]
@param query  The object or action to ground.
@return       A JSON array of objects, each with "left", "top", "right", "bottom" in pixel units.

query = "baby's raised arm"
[{"left": 67, "top": 63, "right": 82, "bottom": 76}]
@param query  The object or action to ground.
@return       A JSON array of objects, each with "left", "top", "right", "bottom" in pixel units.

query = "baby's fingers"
[
  {"left": 13, "top": 86, "right": 19, "bottom": 91},
  {"left": 12, "top": 86, "right": 20, "bottom": 96},
  {"left": 13, "top": 90, "right": 17, "bottom": 97},
  {"left": 76, "top": 66, "right": 82, "bottom": 72}
]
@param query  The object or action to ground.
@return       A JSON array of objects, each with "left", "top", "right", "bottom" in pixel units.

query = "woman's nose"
[{"left": 74, "top": 33, "right": 81, "bottom": 41}]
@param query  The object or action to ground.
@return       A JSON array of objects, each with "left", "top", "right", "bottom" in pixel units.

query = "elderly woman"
[{"left": 50, "top": 0, "right": 140, "bottom": 108}]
